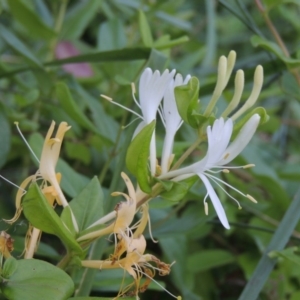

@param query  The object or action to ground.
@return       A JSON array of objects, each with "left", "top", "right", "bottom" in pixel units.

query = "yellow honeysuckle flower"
[
  {"left": 5, "top": 122, "right": 71, "bottom": 224},
  {"left": 0, "top": 231, "right": 14, "bottom": 259}
]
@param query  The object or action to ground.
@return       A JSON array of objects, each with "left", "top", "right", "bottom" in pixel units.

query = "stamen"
[
  {"left": 157, "top": 104, "right": 166, "bottom": 127},
  {"left": 121, "top": 117, "right": 141, "bottom": 129},
  {"left": 243, "top": 164, "right": 255, "bottom": 169},
  {"left": 204, "top": 202, "right": 209, "bottom": 215},
  {"left": 14, "top": 122, "right": 40, "bottom": 163},
  {"left": 222, "top": 169, "right": 230, "bottom": 173},
  {"left": 247, "top": 194, "right": 257, "bottom": 203},
  {"left": 206, "top": 174, "right": 242, "bottom": 209},
  {"left": 223, "top": 153, "right": 230, "bottom": 159},
  {"left": 100, "top": 94, "right": 112, "bottom": 101},
  {"left": 131, "top": 82, "right": 136, "bottom": 94},
  {"left": 101, "top": 95, "right": 143, "bottom": 120},
  {"left": 0, "top": 175, "right": 26, "bottom": 192}
]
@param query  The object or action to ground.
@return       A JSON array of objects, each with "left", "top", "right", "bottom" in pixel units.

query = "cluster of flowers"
[{"left": 1, "top": 51, "right": 265, "bottom": 299}]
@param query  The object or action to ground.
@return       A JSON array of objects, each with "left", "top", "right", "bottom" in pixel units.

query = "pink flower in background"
[{"left": 55, "top": 41, "right": 93, "bottom": 78}]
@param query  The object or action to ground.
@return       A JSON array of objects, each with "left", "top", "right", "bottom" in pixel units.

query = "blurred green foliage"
[{"left": 0, "top": 0, "right": 300, "bottom": 299}]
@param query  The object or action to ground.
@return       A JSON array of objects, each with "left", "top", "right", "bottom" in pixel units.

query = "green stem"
[
  {"left": 171, "top": 135, "right": 203, "bottom": 170},
  {"left": 47, "top": 0, "right": 68, "bottom": 61},
  {"left": 74, "top": 116, "right": 137, "bottom": 296},
  {"left": 56, "top": 251, "right": 72, "bottom": 269},
  {"left": 255, "top": 0, "right": 300, "bottom": 86}
]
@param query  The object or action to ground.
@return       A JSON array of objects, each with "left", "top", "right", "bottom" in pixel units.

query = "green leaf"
[
  {"left": 55, "top": 82, "right": 98, "bottom": 134},
  {"left": 251, "top": 35, "right": 300, "bottom": 69},
  {"left": 175, "top": 77, "right": 200, "bottom": 128},
  {"left": 0, "top": 48, "right": 152, "bottom": 78},
  {"left": 126, "top": 121, "right": 156, "bottom": 193},
  {"left": 145, "top": 48, "right": 168, "bottom": 71},
  {"left": 0, "top": 112, "right": 11, "bottom": 168},
  {"left": 7, "top": 0, "right": 56, "bottom": 40},
  {"left": 138, "top": 10, "right": 153, "bottom": 47},
  {"left": 160, "top": 176, "right": 198, "bottom": 202},
  {"left": 69, "top": 297, "right": 135, "bottom": 300},
  {"left": 187, "top": 250, "right": 235, "bottom": 272},
  {"left": 232, "top": 107, "right": 269, "bottom": 139},
  {"left": 0, "top": 257, "right": 74, "bottom": 300},
  {"left": 0, "top": 24, "right": 42, "bottom": 68},
  {"left": 154, "top": 35, "right": 189, "bottom": 50},
  {"left": 269, "top": 247, "right": 300, "bottom": 266},
  {"left": 153, "top": 178, "right": 174, "bottom": 191},
  {"left": 97, "top": 18, "right": 127, "bottom": 51},
  {"left": 61, "top": 0, "right": 102, "bottom": 39},
  {"left": 61, "top": 177, "right": 104, "bottom": 232},
  {"left": 22, "top": 184, "right": 82, "bottom": 255},
  {"left": 238, "top": 188, "right": 300, "bottom": 300}
]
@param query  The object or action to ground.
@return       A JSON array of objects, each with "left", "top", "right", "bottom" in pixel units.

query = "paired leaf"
[
  {"left": 126, "top": 121, "right": 156, "bottom": 193},
  {"left": 1, "top": 257, "right": 74, "bottom": 300},
  {"left": 22, "top": 184, "right": 82, "bottom": 254},
  {"left": 175, "top": 77, "right": 202, "bottom": 128}
]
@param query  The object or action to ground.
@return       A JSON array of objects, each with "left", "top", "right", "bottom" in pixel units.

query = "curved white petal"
[
  {"left": 218, "top": 114, "right": 260, "bottom": 165},
  {"left": 205, "top": 118, "right": 233, "bottom": 168},
  {"left": 138, "top": 68, "right": 176, "bottom": 124},
  {"left": 199, "top": 174, "right": 230, "bottom": 229},
  {"left": 161, "top": 74, "right": 191, "bottom": 173}
]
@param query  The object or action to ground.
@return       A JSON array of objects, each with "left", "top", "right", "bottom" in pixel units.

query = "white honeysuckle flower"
[
  {"left": 160, "top": 73, "right": 191, "bottom": 174},
  {"left": 135, "top": 68, "right": 176, "bottom": 175},
  {"left": 102, "top": 68, "right": 176, "bottom": 176},
  {"left": 159, "top": 114, "right": 261, "bottom": 229}
]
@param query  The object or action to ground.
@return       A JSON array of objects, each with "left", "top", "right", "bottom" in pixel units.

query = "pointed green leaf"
[
  {"left": 0, "top": 24, "right": 42, "bottom": 68},
  {"left": 1, "top": 257, "right": 74, "bottom": 300},
  {"left": 238, "top": 189, "right": 300, "bottom": 300},
  {"left": 7, "top": 0, "right": 56, "bottom": 40},
  {"left": 61, "top": 0, "right": 102, "bottom": 39},
  {"left": 97, "top": 18, "right": 127, "bottom": 51},
  {"left": 22, "top": 184, "right": 82, "bottom": 254},
  {"left": 61, "top": 177, "right": 104, "bottom": 232},
  {"left": 138, "top": 10, "right": 153, "bottom": 47},
  {"left": 251, "top": 35, "right": 300, "bottom": 69},
  {"left": 126, "top": 121, "right": 156, "bottom": 193},
  {"left": 55, "top": 82, "right": 98, "bottom": 134},
  {"left": 187, "top": 250, "right": 235, "bottom": 272},
  {"left": 175, "top": 77, "right": 200, "bottom": 128}
]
